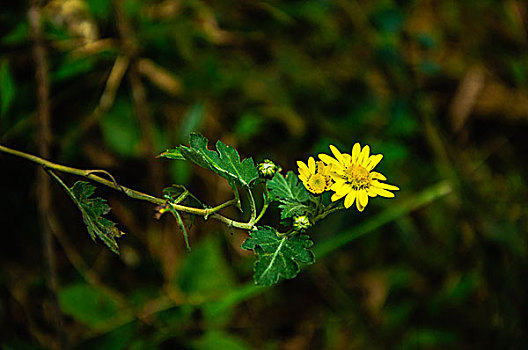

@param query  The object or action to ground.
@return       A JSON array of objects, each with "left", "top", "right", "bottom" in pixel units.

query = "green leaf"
[
  {"left": 49, "top": 169, "right": 125, "bottom": 253},
  {"left": 278, "top": 200, "right": 311, "bottom": 219},
  {"left": 182, "top": 133, "right": 258, "bottom": 187},
  {"left": 268, "top": 171, "right": 309, "bottom": 202},
  {"left": 159, "top": 133, "right": 259, "bottom": 208},
  {"left": 241, "top": 226, "right": 314, "bottom": 286},
  {"left": 69, "top": 181, "right": 125, "bottom": 254},
  {"left": 0, "top": 60, "right": 16, "bottom": 117},
  {"left": 267, "top": 171, "right": 311, "bottom": 219},
  {"left": 59, "top": 283, "right": 120, "bottom": 330}
]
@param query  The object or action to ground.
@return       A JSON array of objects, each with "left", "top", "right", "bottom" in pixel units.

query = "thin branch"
[
  {"left": 61, "top": 55, "right": 129, "bottom": 151},
  {"left": 247, "top": 188, "right": 257, "bottom": 225},
  {"left": 0, "top": 144, "right": 253, "bottom": 230},
  {"left": 254, "top": 201, "right": 270, "bottom": 224},
  {"left": 28, "top": 1, "right": 65, "bottom": 348},
  {"left": 313, "top": 204, "right": 345, "bottom": 223}
]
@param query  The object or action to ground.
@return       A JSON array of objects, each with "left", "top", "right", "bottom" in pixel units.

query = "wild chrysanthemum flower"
[
  {"left": 297, "top": 156, "right": 333, "bottom": 195},
  {"left": 319, "top": 144, "right": 399, "bottom": 211}
]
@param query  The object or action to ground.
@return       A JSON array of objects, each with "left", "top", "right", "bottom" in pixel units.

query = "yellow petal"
[
  {"left": 330, "top": 145, "right": 345, "bottom": 165},
  {"left": 372, "top": 181, "right": 399, "bottom": 191},
  {"left": 344, "top": 190, "right": 356, "bottom": 208},
  {"left": 297, "top": 161, "right": 310, "bottom": 179},
  {"left": 358, "top": 189, "right": 368, "bottom": 207},
  {"left": 370, "top": 172, "right": 387, "bottom": 181},
  {"left": 308, "top": 156, "right": 316, "bottom": 174},
  {"left": 299, "top": 174, "right": 307, "bottom": 183},
  {"left": 335, "top": 183, "right": 352, "bottom": 197},
  {"left": 330, "top": 174, "right": 345, "bottom": 184},
  {"left": 318, "top": 154, "right": 342, "bottom": 169},
  {"left": 330, "top": 178, "right": 346, "bottom": 190},
  {"left": 356, "top": 199, "right": 365, "bottom": 212},
  {"left": 331, "top": 191, "right": 347, "bottom": 201},
  {"left": 374, "top": 187, "right": 395, "bottom": 198},
  {"left": 351, "top": 143, "right": 361, "bottom": 163},
  {"left": 367, "top": 187, "right": 378, "bottom": 197},
  {"left": 332, "top": 167, "right": 346, "bottom": 176},
  {"left": 367, "top": 154, "right": 383, "bottom": 171},
  {"left": 359, "top": 145, "right": 370, "bottom": 167}
]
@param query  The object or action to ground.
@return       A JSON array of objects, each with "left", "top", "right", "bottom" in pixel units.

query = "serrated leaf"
[
  {"left": 241, "top": 226, "right": 314, "bottom": 286},
  {"left": 181, "top": 133, "right": 258, "bottom": 187},
  {"left": 267, "top": 171, "right": 309, "bottom": 202},
  {"left": 267, "top": 171, "right": 311, "bottom": 219},
  {"left": 278, "top": 200, "right": 312, "bottom": 219},
  {"left": 160, "top": 133, "right": 259, "bottom": 209},
  {"left": 70, "top": 181, "right": 125, "bottom": 254}
]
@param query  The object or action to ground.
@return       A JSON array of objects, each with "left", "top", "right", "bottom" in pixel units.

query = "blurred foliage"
[{"left": 1, "top": 0, "right": 528, "bottom": 349}]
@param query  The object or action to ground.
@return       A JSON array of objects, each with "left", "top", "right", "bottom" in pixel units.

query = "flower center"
[
  {"left": 346, "top": 164, "right": 370, "bottom": 188},
  {"left": 307, "top": 173, "right": 327, "bottom": 194}
]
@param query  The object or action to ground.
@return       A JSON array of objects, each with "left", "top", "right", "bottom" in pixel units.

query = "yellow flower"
[
  {"left": 297, "top": 156, "right": 333, "bottom": 195},
  {"left": 318, "top": 144, "right": 399, "bottom": 211}
]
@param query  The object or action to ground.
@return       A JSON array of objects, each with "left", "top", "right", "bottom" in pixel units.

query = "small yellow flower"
[
  {"left": 297, "top": 156, "right": 333, "bottom": 195},
  {"left": 319, "top": 144, "right": 399, "bottom": 211}
]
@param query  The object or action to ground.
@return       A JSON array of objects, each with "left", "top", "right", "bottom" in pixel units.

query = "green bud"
[
  {"left": 293, "top": 215, "right": 311, "bottom": 232},
  {"left": 258, "top": 159, "right": 280, "bottom": 179}
]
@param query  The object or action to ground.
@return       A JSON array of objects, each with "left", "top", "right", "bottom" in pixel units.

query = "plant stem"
[
  {"left": 0, "top": 144, "right": 253, "bottom": 230},
  {"left": 313, "top": 204, "right": 345, "bottom": 223},
  {"left": 247, "top": 187, "right": 257, "bottom": 225},
  {"left": 254, "top": 201, "right": 270, "bottom": 224}
]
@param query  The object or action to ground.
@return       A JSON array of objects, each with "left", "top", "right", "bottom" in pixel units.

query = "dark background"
[{"left": 1, "top": 0, "right": 527, "bottom": 349}]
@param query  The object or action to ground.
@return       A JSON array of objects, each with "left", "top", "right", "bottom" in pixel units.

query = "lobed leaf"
[
  {"left": 158, "top": 133, "right": 259, "bottom": 208},
  {"left": 267, "top": 171, "right": 309, "bottom": 202},
  {"left": 70, "top": 181, "right": 125, "bottom": 254},
  {"left": 241, "top": 226, "right": 314, "bottom": 286},
  {"left": 183, "top": 133, "right": 258, "bottom": 186},
  {"left": 267, "top": 171, "right": 311, "bottom": 219},
  {"left": 278, "top": 200, "right": 312, "bottom": 219}
]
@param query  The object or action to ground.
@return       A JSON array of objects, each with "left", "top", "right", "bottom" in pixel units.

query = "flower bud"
[
  {"left": 293, "top": 215, "right": 311, "bottom": 232},
  {"left": 258, "top": 159, "right": 280, "bottom": 179}
]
